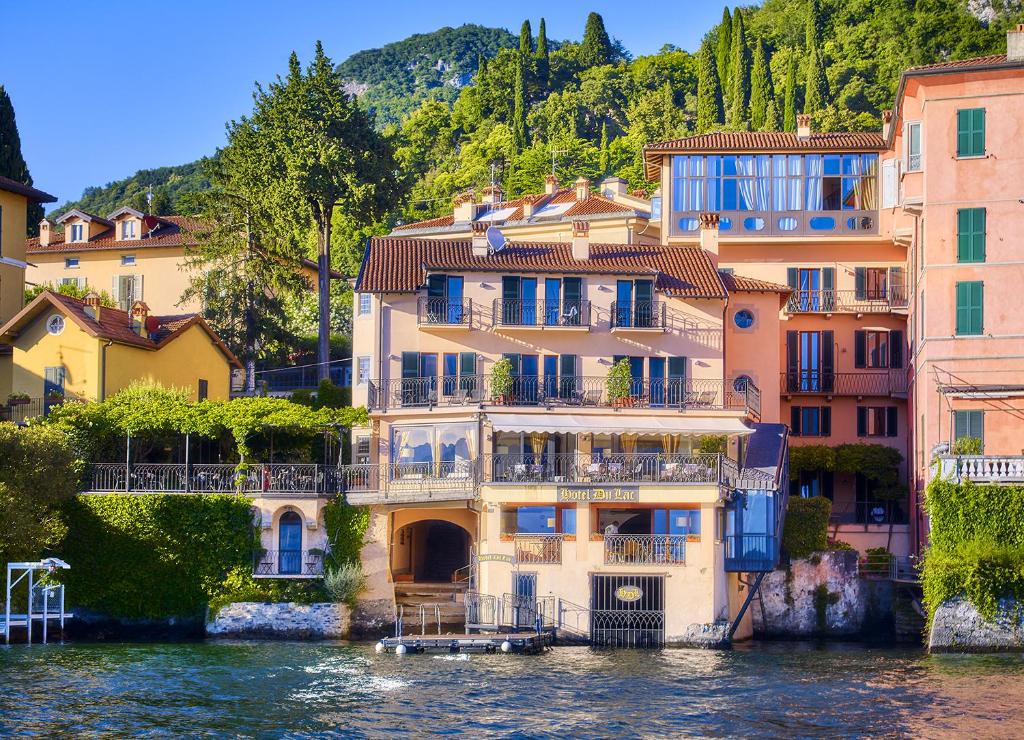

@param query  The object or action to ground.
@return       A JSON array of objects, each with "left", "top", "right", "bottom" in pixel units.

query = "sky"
[{"left": 2, "top": 1, "right": 728, "bottom": 207}]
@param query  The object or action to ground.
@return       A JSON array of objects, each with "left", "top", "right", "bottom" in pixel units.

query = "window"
[
  {"left": 0, "top": 205, "right": 3, "bottom": 256},
  {"left": 70, "top": 224, "right": 84, "bottom": 242},
  {"left": 197, "top": 379, "right": 208, "bottom": 401},
  {"left": 501, "top": 506, "right": 575, "bottom": 536},
  {"left": 356, "top": 357, "right": 370, "bottom": 385},
  {"left": 121, "top": 255, "right": 136, "bottom": 266},
  {"left": 358, "top": 293, "right": 372, "bottom": 315},
  {"left": 120, "top": 220, "right": 136, "bottom": 240},
  {"left": 906, "top": 122, "right": 922, "bottom": 171},
  {"left": 857, "top": 406, "right": 898, "bottom": 437},
  {"left": 955, "top": 281, "right": 984, "bottom": 336},
  {"left": 954, "top": 410, "right": 984, "bottom": 449},
  {"left": 956, "top": 108, "right": 985, "bottom": 158},
  {"left": 64, "top": 257, "right": 80, "bottom": 269},
  {"left": 733, "top": 375, "right": 753, "bottom": 393},
  {"left": 785, "top": 330, "right": 834, "bottom": 392},
  {"left": 391, "top": 423, "right": 475, "bottom": 473},
  {"left": 60, "top": 277, "right": 86, "bottom": 290},
  {"left": 854, "top": 267, "right": 888, "bottom": 300},
  {"left": 786, "top": 267, "right": 836, "bottom": 311},
  {"left": 354, "top": 437, "right": 371, "bottom": 465},
  {"left": 957, "top": 208, "right": 986, "bottom": 263},
  {"left": 113, "top": 274, "right": 142, "bottom": 311},
  {"left": 734, "top": 309, "right": 754, "bottom": 329},
  {"left": 790, "top": 406, "right": 831, "bottom": 437},
  {"left": 854, "top": 329, "right": 902, "bottom": 369},
  {"left": 45, "top": 315, "right": 65, "bottom": 336}
]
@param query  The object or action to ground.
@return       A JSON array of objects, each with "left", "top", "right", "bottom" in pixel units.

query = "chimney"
[
  {"left": 453, "top": 190, "right": 476, "bottom": 223},
  {"left": 544, "top": 174, "right": 558, "bottom": 195},
  {"left": 471, "top": 221, "right": 489, "bottom": 256},
  {"left": 38, "top": 219, "right": 51, "bottom": 247},
  {"left": 130, "top": 300, "right": 150, "bottom": 338},
  {"left": 571, "top": 220, "right": 590, "bottom": 261},
  {"left": 521, "top": 194, "right": 540, "bottom": 219},
  {"left": 881, "top": 109, "right": 894, "bottom": 139},
  {"left": 83, "top": 291, "right": 102, "bottom": 321},
  {"left": 574, "top": 177, "right": 591, "bottom": 201},
  {"left": 480, "top": 184, "right": 503, "bottom": 204},
  {"left": 796, "top": 113, "right": 812, "bottom": 140},
  {"left": 1009, "top": 24, "right": 1024, "bottom": 62},
  {"left": 601, "top": 176, "right": 628, "bottom": 200},
  {"left": 698, "top": 212, "right": 720, "bottom": 265}
]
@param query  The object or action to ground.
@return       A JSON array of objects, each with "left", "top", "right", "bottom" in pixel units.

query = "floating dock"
[{"left": 378, "top": 631, "right": 552, "bottom": 654}]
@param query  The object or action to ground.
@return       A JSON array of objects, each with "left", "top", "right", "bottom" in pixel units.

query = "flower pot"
[
  {"left": 7, "top": 398, "right": 29, "bottom": 406},
  {"left": 613, "top": 397, "right": 634, "bottom": 408}
]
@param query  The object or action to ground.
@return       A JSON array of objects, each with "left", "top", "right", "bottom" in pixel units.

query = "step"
[{"left": 394, "top": 583, "right": 466, "bottom": 597}]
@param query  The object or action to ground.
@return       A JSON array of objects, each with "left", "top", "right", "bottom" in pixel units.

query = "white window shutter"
[
  {"left": 134, "top": 274, "right": 143, "bottom": 302},
  {"left": 881, "top": 160, "right": 898, "bottom": 209},
  {"left": 111, "top": 276, "right": 120, "bottom": 303}
]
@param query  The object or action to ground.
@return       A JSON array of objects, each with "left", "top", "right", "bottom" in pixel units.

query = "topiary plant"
[
  {"left": 490, "top": 358, "right": 514, "bottom": 402},
  {"left": 606, "top": 358, "right": 633, "bottom": 405}
]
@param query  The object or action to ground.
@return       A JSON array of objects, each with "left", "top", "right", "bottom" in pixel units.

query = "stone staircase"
[{"left": 394, "top": 582, "right": 467, "bottom": 635}]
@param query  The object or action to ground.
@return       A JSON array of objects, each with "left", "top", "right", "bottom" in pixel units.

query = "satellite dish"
[
  {"left": 143, "top": 215, "right": 160, "bottom": 233},
  {"left": 486, "top": 225, "right": 506, "bottom": 253}
]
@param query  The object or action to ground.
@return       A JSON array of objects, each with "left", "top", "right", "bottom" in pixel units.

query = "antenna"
[
  {"left": 486, "top": 225, "right": 506, "bottom": 253},
  {"left": 550, "top": 147, "right": 568, "bottom": 178},
  {"left": 146, "top": 188, "right": 153, "bottom": 213}
]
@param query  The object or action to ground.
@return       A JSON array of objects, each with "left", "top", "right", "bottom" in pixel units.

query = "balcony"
[
  {"left": 493, "top": 299, "right": 591, "bottom": 330},
  {"left": 785, "top": 288, "right": 909, "bottom": 314},
  {"left": 368, "top": 376, "right": 760, "bottom": 417},
  {"left": 610, "top": 301, "right": 667, "bottom": 332},
  {"left": 254, "top": 549, "right": 325, "bottom": 578},
  {"left": 780, "top": 371, "right": 907, "bottom": 397},
  {"left": 938, "top": 455, "right": 1024, "bottom": 484},
  {"left": 487, "top": 453, "right": 722, "bottom": 485},
  {"left": 1, "top": 397, "right": 70, "bottom": 423},
  {"left": 339, "top": 461, "right": 477, "bottom": 505},
  {"left": 603, "top": 534, "right": 686, "bottom": 565},
  {"left": 417, "top": 297, "right": 473, "bottom": 329},
  {"left": 84, "top": 462, "right": 339, "bottom": 496},
  {"left": 513, "top": 534, "right": 564, "bottom": 564}
]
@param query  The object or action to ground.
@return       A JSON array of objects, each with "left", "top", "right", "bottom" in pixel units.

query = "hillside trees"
[{"left": 697, "top": 44, "right": 725, "bottom": 133}]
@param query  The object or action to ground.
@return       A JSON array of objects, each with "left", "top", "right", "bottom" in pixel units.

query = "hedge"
[
  {"left": 922, "top": 480, "right": 1024, "bottom": 620},
  {"left": 782, "top": 496, "right": 832, "bottom": 559}
]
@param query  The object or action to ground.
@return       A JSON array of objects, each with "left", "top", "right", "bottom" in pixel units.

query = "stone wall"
[
  {"left": 930, "top": 596, "right": 1024, "bottom": 652},
  {"left": 207, "top": 602, "right": 350, "bottom": 639}
]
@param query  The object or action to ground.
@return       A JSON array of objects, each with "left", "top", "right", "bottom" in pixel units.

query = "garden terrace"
[{"left": 936, "top": 455, "right": 1024, "bottom": 484}]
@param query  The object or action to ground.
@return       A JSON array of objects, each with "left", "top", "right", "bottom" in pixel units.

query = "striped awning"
[{"left": 487, "top": 413, "right": 753, "bottom": 436}]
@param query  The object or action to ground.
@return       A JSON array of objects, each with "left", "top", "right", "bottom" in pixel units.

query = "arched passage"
[{"left": 391, "top": 519, "right": 471, "bottom": 583}]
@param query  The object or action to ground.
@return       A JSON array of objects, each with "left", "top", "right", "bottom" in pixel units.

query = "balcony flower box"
[{"left": 7, "top": 394, "right": 30, "bottom": 406}]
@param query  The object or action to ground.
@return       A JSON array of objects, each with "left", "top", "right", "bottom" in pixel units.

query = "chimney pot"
[
  {"left": 544, "top": 174, "right": 558, "bottom": 195},
  {"left": 796, "top": 114, "right": 812, "bottom": 139},
  {"left": 571, "top": 220, "right": 590, "bottom": 261},
  {"left": 453, "top": 190, "right": 477, "bottom": 223},
  {"left": 698, "top": 212, "right": 721, "bottom": 265},
  {"left": 601, "top": 176, "right": 628, "bottom": 200},
  {"left": 574, "top": 177, "right": 591, "bottom": 201},
  {"left": 83, "top": 291, "right": 102, "bottom": 321},
  {"left": 480, "top": 184, "right": 504, "bottom": 204},
  {"left": 38, "top": 220, "right": 51, "bottom": 247},
  {"left": 1008, "top": 24, "right": 1024, "bottom": 62},
  {"left": 471, "top": 221, "right": 489, "bottom": 256},
  {"left": 130, "top": 300, "right": 151, "bottom": 338}
]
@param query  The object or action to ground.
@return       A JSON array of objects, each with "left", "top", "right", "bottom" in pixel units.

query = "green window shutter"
[
  {"left": 956, "top": 110, "right": 970, "bottom": 157},
  {"left": 973, "top": 108, "right": 986, "bottom": 157},
  {"left": 957, "top": 109, "right": 985, "bottom": 157},
  {"left": 955, "top": 281, "right": 984, "bottom": 335},
  {"left": 957, "top": 208, "right": 985, "bottom": 263},
  {"left": 975, "top": 208, "right": 986, "bottom": 262}
]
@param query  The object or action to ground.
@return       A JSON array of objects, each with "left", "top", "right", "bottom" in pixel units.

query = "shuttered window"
[
  {"left": 956, "top": 108, "right": 985, "bottom": 158},
  {"left": 954, "top": 410, "right": 984, "bottom": 448},
  {"left": 956, "top": 208, "right": 986, "bottom": 263},
  {"left": 955, "top": 281, "right": 984, "bottom": 336}
]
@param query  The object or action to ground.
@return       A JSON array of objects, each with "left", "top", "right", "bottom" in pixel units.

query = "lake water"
[{"left": 2, "top": 641, "right": 1024, "bottom": 737}]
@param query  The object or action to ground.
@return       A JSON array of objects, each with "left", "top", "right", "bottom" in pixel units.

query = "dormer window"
[
  {"left": 70, "top": 224, "right": 84, "bottom": 242},
  {"left": 121, "top": 220, "right": 137, "bottom": 240}
]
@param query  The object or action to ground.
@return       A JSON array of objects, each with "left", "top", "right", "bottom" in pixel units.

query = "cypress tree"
[
  {"left": 716, "top": 8, "right": 732, "bottom": 96},
  {"left": 696, "top": 44, "right": 725, "bottom": 134},
  {"left": 783, "top": 55, "right": 798, "bottom": 132},
  {"left": 804, "top": 45, "right": 830, "bottom": 114},
  {"left": 512, "top": 53, "right": 529, "bottom": 150},
  {"left": 730, "top": 12, "right": 751, "bottom": 127},
  {"left": 749, "top": 39, "right": 775, "bottom": 131},
  {"left": 805, "top": 0, "right": 823, "bottom": 54},
  {"left": 599, "top": 121, "right": 609, "bottom": 175},
  {"left": 581, "top": 12, "right": 614, "bottom": 67},
  {"left": 762, "top": 99, "right": 782, "bottom": 132},
  {"left": 0, "top": 85, "right": 42, "bottom": 236},
  {"left": 536, "top": 18, "right": 549, "bottom": 90},
  {"left": 519, "top": 19, "right": 533, "bottom": 56}
]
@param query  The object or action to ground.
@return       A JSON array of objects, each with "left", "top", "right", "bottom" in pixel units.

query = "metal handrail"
[
  {"left": 486, "top": 453, "right": 721, "bottom": 485},
  {"left": 785, "top": 288, "right": 909, "bottom": 313},
  {"left": 780, "top": 371, "right": 907, "bottom": 396},
  {"left": 253, "top": 549, "right": 325, "bottom": 577},
  {"left": 492, "top": 298, "right": 591, "bottom": 328},
  {"left": 603, "top": 534, "right": 686, "bottom": 565},
  {"left": 417, "top": 297, "right": 473, "bottom": 326},
  {"left": 513, "top": 534, "right": 564, "bottom": 564},
  {"left": 83, "top": 462, "right": 338, "bottom": 495},
  {"left": 610, "top": 300, "right": 667, "bottom": 329}
]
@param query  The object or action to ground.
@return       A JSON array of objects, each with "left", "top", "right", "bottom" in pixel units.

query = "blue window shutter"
[{"left": 821, "top": 406, "right": 831, "bottom": 436}]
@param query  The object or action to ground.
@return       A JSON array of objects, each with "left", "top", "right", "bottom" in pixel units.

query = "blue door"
[
  {"left": 544, "top": 278, "right": 561, "bottom": 325},
  {"left": 44, "top": 366, "right": 65, "bottom": 414},
  {"left": 278, "top": 511, "right": 303, "bottom": 575},
  {"left": 799, "top": 332, "right": 820, "bottom": 391},
  {"left": 520, "top": 354, "right": 539, "bottom": 404},
  {"left": 446, "top": 276, "right": 464, "bottom": 323},
  {"left": 521, "top": 278, "right": 537, "bottom": 325},
  {"left": 630, "top": 357, "right": 645, "bottom": 402},
  {"left": 616, "top": 281, "right": 633, "bottom": 327},
  {"left": 649, "top": 357, "right": 665, "bottom": 407}
]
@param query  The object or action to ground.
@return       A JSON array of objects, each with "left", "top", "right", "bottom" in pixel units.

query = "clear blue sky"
[{"left": 3, "top": 1, "right": 727, "bottom": 206}]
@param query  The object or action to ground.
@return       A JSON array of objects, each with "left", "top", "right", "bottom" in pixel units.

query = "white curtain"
[
  {"left": 755, "top": 156, "right": 771, "bottom": 211},
  {"left": 737, "top": 156, "right": 756, "bottom": 211},
  {"left": 688, "top": 156, "right": 705, "bottom": 211},
  {"left": 805, "top": 155, "right": 824, "bottom": 210},
  {"left": 772, "top": 156, "right": 787, "bottom": 211}
]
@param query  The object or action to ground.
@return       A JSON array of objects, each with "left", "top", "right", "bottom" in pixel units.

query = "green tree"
[
  {"left": 536, "top": 18, "right": 550, "bottom": 91},
  {"left": 805, "top": 0, "right": 823, "bottom": 55},
  {"left": 730, "top": 12, "right": 751, "bottom": 127},
  {"left": 227, "top": 43, "right": 403, "bottom": 380},
  {"left": 513, "top": 53, "right": 529, "bottom": 150},
  {"left": 696, "top": 44, "right": 725, "bottom": 133},
  {"left": 580, "top": 12, "right": 614, "bottom": 67},
  {"left": 26, "top": 281, "right": 116, "bottom": 307},
  {"left": 804, "top": 45, "right": 830, "bottom": 114},
  {"left": 716, "top": 7, "right": 733, "bottom": 97},
  {"left": 519, "top": 19, "right": 533, "bottom": 56},
  {"left": 783, "top": 54, "right": 798, "bottom": 132},
  {"left": 750, "top": 39, "right": 775, "bottom": 130},
  {"left": 762, "top": 98, "right": 783, "bottom": 132},
  {"left": 599, "top": 121, "right": 610, "bottom": 176},
  {"left": 0, "top": 85, "right": 43, "bottom": 236}
]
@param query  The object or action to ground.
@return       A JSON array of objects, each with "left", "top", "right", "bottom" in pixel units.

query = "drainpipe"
[{"left": 99, "top": 340, "right": 113, "bottom": 401}]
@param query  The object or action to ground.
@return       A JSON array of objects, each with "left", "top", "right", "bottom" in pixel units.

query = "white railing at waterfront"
[{"left": 938, "top": 455, "right": 1024, "bottom": 484}]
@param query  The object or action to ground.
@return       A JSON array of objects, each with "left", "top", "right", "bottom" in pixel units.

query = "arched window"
[{"left": 278, "top": 511, "right": 303, "bottom": 575}]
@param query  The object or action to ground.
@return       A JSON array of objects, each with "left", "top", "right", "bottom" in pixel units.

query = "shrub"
[
  {"left": 782, "top": 496, "right": 832, "bottom": 559},
  {"left": 323, "top": 562, "right": 366, "bottom": 605},
  {"left": 490, "top": 358, "right": 514, "bottom": 399},
  {"left": 606, "top": 358, "right": 632, "bottom": 402},
  {"left": 208, "top": 566, "right": 328, "bottom": 617},
  {"left": 695, "top": 434, "right": 727, "bottom": 455},
  {"left": 323, "top": 501, "right": 370, "bottom": 566},
  {"left": 951, "top": 436, "right": 984, "bottom": 456}
]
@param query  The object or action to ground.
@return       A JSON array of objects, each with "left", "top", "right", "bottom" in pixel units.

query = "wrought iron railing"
[
  {"left": 610, "top": 300, "right": 667, "bottom": 329},
  {"left": 781, "top": 371, "right": 907, "bottom": 396},
  {"left": 603, "top": 534, "right": 686, "bottom": 565},
  {"left": 493, "top": 299, "right": 591, "bottom": 328},
  {"left": 253, "top": 549, "right": 325, "bottom": 577},
  {"left": 513, "top": 534, "right": 564, "bottom": 564},
  {"left": 368, "top": 375, "right": 759, "bottom": 415},
  {"left": 938, "top": 455, "right": 1024, "bottom": 484},
  {"left": 829, "top": 499, "right": 908, "bottom": 526},
  {"left": 487, "top": 453, "right": 721, "bottom": 485},
  {"left": 417, "top": 297, "right": 473, "bottom": 326},
  {"left": 251, "top": 364, "right": 348, "bottom": 392},
  {"left": 84, "top": 463, "right": 339, "bottom": 495},
  {"left": 785, "top": 288, "right": 909, "bottom": 314},
  {"left": 339, "top": 461, "right": 477, "bottom": 502}
]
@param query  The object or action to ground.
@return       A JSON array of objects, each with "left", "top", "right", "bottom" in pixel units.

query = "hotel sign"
[
  {"left": 477, "top": 554, "right": 516, "bottom": 564},
  {"left": 615, "top": 585, "right": 643, "bottom": 603},
  {"left": 557, "top": 486, "right": 639, "bottom": 503}
]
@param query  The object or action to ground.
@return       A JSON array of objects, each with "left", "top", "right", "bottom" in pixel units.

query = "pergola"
[{"left": 3, "top": 558, "right": 71, "bottom": 644}]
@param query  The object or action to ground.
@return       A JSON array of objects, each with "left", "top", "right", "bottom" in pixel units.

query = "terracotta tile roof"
[
  {"left": 27, "top": 215, "right": 200, "bottom": 254},
  {"left": 719, "top": 271, "right": 792, "bottom": 294},
  {"left": 0, "top": 291, "right": 241, "bottom": 368},
  {"left": 0, "top": 175, "right": 57, "bottom": 203},
  {"left": 906, "top": 53, "right": 1012, "bottom": 72},
  {"left": 392, "top": 187, "right": 643, "bottom": 233},
  {"left": 356, "top": 237, "right": 727, "bottom": 299}
]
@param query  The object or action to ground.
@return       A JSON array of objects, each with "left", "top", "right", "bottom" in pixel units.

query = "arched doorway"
[
  {"left": 392, "top": 519, "right": 471, "bottom": 583},
  {"left": 278, "top": 511, "right": 302, "bottom": 575}
]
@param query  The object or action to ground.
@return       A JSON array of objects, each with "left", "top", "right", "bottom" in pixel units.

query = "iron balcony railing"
[
  {"left": 785, "top": 288, "right": 909, "bottom": 314},
  {"left": 84, "top": 462, "right": 339, "bottom": 495},
  {"left": 723, "top": 534, "right": 779, "bottom": 572},
  {"left": 339, "top": 461, "right": 477, "bottom": 502},
  {"left": 938, "top": 455, "right": 1024, "bottom": 484},
  {"left": 0, "top": 397, "right": 80, "bottom": 423},
  {"left": 368, "top": 375, "right": 760, "bottom": 416},
  {"left": 610, "top": 301, "right": 667, "bottom": 329},
  {"left": 603, "top": 534, "right": 686, "bottom": 565},
  {"left": 493, "top": 299, "right": 591, "bottom": 328},
  {"left": 780, "top": 371, "right": 907, "bottom": 396},
  {"left": 829, "top": 499, "right": 908, "bottom": 526},
  {"left": 513, "top": 534, "right": 564, "bottom": 564},
  {"left": 417, "top": 297, "right": 473, "bottom": 327},
  {"left": 254, "top": 549, "right": 325, "bottom": 577},
  {"left": 252, "top": 365, "right": 348, "bottom": 393},
  {"left": 487, "top": 453, "right": 721, "bottom": 485}
]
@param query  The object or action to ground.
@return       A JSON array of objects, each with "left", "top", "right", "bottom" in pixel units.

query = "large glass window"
[
  {"left": 501, "top": 505, "right": 575, "bottom": 535},
  {"left": 391, "top": 423, "right": 476, "bottom": 473}
]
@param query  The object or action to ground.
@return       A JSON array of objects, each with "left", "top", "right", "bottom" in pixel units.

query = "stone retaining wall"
[
  {"left": 929, "top": 596, "right": 1024, "bottom": 652},
  {"left": 207, "top": 602, "right": 350, "bottom": 639}
]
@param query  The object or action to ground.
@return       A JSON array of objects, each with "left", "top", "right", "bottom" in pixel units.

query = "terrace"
[
  {"left": 780, "top": 371, "right": 907, "bottom": 397},
  {"left": 784, "top": 288, "right": 909, "bottom": 314},
  {"left": 937, "top": 455, "right": 1024, "bottom": 484}
]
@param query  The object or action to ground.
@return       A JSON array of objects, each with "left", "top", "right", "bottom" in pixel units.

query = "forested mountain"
[{"left": 49, "top": 161, "right": 209, "bottom": 219}]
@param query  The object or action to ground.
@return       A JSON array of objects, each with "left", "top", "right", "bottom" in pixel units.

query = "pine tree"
[
  {"left": 536, "top": 18, "right": 549, "bottom": 90},
  {"left": 762, "top": 99, "right": 782, "bottom": 132},
  {"left": 476, "top": 53, "right": 487, "bottom": 78},
  {"left": 804, "top": 45, "right": 830, "bottom": 114},
  {"left": 512, "top": 53, "right": 529, "bottom": 150},
  {"left": 581, "top": 12, "right": 614, "bottom": 67},
  {"left": 716, "top": 8, "right": 732, "bottom": 96},
  {"left": 730, "top": 12, "right": 751, "bottom": 127},
  {"left": 696, "top": 44, "right": 725, "bottom": 133},
  {"left": 749, "top": 39, "right": 775, "bottom": 130},
  {"left": 599, "top": 121, "right": 609, "bottom": 175},
  {"left": 783, "top": 55, "right": 798, "bottom": 132},
  {"left": 805, "top": 0, "right": 823, "bottom": 54},
  {"left": 519, "top": 19, "right": 533, "bottom": 56},
  {"left": 0, "top": 86, "right": 43, "bottom": 236}
]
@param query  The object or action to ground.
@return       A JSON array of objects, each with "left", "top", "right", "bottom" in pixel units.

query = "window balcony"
[
  {"left": 937, "top": 455, "right": 1024, "bottom": 484},
  {"left": 339, "top": 461, "right": 477, "bottom": 505},
  {"left": 253, "top": 549, "right": 325, "bottom": 578},
  {"left": 417, "top": 297, "right": 473, "bottom": 329},
  {"left": 785, "top": 288, "right": 909, "bottom": 314},
  {"left": 610, "top": 301, "right": 667, "bottom": 332},
  {"left": 513, "top": 534, "right": 564, "bottom": 564},
  {"left": 486, "top": 452, "right": 722, "bottom": 486},
  {"left": 603, "top": 534, "right": 686, "bottom": 565},
  {"left": 84, "top": 462, "right": 339, "bottom": 496},
  {"left": 780, "top": 371, "right": 907, "bottom": 397},
  {"left": 492, "top": 299, "right": 591, "bottom": 330}
]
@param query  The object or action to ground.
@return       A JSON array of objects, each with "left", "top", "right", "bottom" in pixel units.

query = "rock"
[
  {"left": 929, "top": 596, "right": 1024, "bottom": 653},
  {"left": 206, "top": 602, "right": 350, "bottom": 640},
  {"left": 678, "top": 621, "right": 731, "bottom": 648},
  {"left": 349, "top": 598, "right": 395, "bottom": 640}
]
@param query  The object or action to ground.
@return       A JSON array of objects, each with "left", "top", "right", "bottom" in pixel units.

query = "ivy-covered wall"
[
  {"left": 782, "top": 497, "right": 831, "bottom": 559},
  {"left": 922, "top": 480, "right": 1024, "bottom": 620}
]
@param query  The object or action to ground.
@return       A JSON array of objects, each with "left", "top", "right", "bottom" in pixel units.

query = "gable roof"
[
  {"left": 55, "top": 209, "right": 114, "bottom": 226},
  {"left": 356, "top": 236, "right": 728, "bottom": 299},
  {"left": 27, "top": 215, "right": 199, "bottom": 254},
  {"left": 718, "top": 271, "right": 792, "bottom": 294},
  {"left": 107, "top": 206, "right": 145, "bottom": 220},
  {"left": 0, "top": 291, "right": 242, "bottom": 368},
  {"left": 0, "top": 175, "right": 57, "bottom": 203}
]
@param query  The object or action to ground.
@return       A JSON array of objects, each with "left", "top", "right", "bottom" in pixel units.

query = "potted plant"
[
  {"left": 951, "top": 436, "right": 983, "bottom": 456},
  {"left": 46, "top": 390, "right": 65, "bottom": 404},
  {"left": 606, "top": 358, "right": 633, "bottom": 407},
  {"left": 490, "top": 358, "right": 514, "bottom": 405},
  {"left": 7, "top": 393, "right": 30, "bottom": 406}
]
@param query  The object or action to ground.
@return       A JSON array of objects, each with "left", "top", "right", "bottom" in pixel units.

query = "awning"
[{"left": 487, "top": 413, "right": 753, "bottom": 436}]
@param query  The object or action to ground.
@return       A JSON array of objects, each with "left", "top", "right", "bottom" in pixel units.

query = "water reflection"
[{"left": 3, "top": 642, "right": 1024, "bottom": 737}]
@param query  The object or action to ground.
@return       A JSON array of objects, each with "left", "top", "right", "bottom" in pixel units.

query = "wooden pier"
[{"left": 378, "top": 631, "right": 552, "bottom": 655}]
